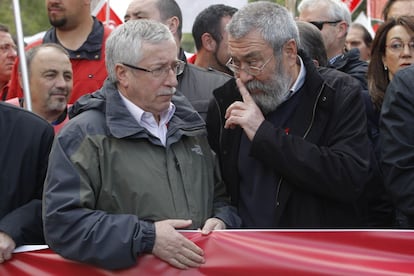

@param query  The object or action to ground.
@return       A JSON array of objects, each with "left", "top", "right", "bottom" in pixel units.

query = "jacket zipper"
[{"left": 275, "top": 83, "right": 326, "bottom": 207}]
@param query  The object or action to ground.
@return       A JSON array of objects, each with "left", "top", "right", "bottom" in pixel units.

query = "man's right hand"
[
  {"left": 153, "top": 219, "right": 205, "bottom": 269},
  {"left": 0, "top": 231, "right": 16, "bottom": 263}
]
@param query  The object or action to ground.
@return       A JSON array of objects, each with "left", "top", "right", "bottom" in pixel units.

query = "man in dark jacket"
[
  {"left": 124, "top": 0, "right": 231, "bottom": 120},
  {"left": 298, "top": 0, "right": 368, "bottom": 91},
  {"left": 0, "top": 103, "right": 54, "bottom": 263},
  {"left": 207, "top": 2, "right": 378, "bottom": 228},
  {"left": 43, "top": 20, "right": 240, "bottom": 270},
  {"left": 380, "top": 65, "right": 414, "bottom": 228}
]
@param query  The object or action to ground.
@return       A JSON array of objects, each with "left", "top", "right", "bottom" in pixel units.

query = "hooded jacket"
[{"left": 43, "top": 80, "right": 240, "bottom": 269}]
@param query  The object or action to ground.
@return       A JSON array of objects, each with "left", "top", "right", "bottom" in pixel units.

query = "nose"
[
  {"left": 165, "top": 68, "right": 178, "bottom": 87},
  {"left": 55, "top": 74, "right": 69, "bottom": 89},
  {"left": 237, "top": 68, "right": 254, "bottom": 83},
  {"left": 402, "top": 44, "right": 413, "bottom": 57}
]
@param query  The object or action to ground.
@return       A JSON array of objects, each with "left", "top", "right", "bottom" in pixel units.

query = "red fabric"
[
  {"left": 187, "top": 53, "right": 197, "bottom": 64},
  {"left": 341, "top": 0, "right": 363, "bottom": 13},
  {"left": 1, "top": 230, "right": 414, "bottom": 275},
  {"left": 95, "top": 3, "right": 123, "bottom": 28},
  {"left": 5, "top": 27, "right": 112, "bottom": 104}
]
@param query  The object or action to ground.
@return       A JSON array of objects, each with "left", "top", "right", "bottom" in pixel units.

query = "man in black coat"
[
  {"left": 207, "top": 2, "right": 383, "bottom": 228},
  {"left": 0, "top": 102, "right": 54, "bottom": 262}
]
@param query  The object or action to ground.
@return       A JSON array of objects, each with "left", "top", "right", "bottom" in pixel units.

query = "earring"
[{"left": 384, "top": 65, "right": 388, "bottom": 71}]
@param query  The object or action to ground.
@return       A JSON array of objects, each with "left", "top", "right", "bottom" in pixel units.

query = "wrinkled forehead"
[
  {"left": 0, "top": 31, "right": 15, "bottom": 44},
  {"left": 388, "top": 1, "right": 414, "bottom": 19}
]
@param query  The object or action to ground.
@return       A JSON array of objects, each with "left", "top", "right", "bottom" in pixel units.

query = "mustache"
[{"left": 157, "top": 87, "right": 176, "bottom": 96}]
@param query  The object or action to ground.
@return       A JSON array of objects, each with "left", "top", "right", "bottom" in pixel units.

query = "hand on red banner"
[
  {"left": 153, "top": 219, "right": 205, "bottom": 269},
  {"left": 224, "top": 78, "right": 264, "bottom": 140},
  {"left": 200, "top": 218, "right": 226, "bottom": 235},
  {"left": 0, "top": 232, "right": 15, "bottom": 263}
]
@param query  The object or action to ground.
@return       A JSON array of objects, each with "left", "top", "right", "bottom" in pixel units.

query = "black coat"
[
  {"left": 207, "top": 54, "right": 385, "bottom": 228},
  {"left": 380, "top": 65, "right": 414, "bottom": 228},
  {"left": 0, "top": 103, "right": 54, "bottom": 245}
]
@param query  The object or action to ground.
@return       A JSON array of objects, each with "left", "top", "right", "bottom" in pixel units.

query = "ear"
[
  {"left": 338, "top": 21, "right": 348, "bottom": 38},
  {"left": 165, "top": 16, "right": 180, "bottom": 36},
  {"left": 283, "top": 39, "right": 298, "bottom": 67},
  {"left": 283, "top": 39, "right": 298, "bottom": 58},
  {"left": 116, "top": 64, "right": 129, "bottom": 88},
  {"left": 201, "top": 33, "right": 217, "bottom": 52}
]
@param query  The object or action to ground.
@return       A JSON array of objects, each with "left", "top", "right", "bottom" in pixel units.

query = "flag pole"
[
  {"left": 106, "top": 0, "right": 110, "bottom": 25},
  {"left": 12, "top": 0, "right": 32, "bottom": 111}
]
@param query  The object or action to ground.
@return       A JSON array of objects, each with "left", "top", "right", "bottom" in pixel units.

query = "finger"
[
  {"left": 177, "top": 250, "right": 204, "bottom": 268},
  {"left": 166, "top": 219, "right": 192, "bottom": 229},
  {"left": 236, "top": 78, "right": 254, "bottom": 104},
  {"left": 169, "top": 258, "right": 188, "bottom": 270},
  {"left": 225, "top": 101, "right": 245, "bottom": 119},
  {"left": 3, "top": 251, "right": 12, "bottom": 260}
]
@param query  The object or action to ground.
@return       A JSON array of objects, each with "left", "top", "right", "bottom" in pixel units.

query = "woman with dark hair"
[{"left": 367, "top": 16, "right": 414, "bottom": 151}]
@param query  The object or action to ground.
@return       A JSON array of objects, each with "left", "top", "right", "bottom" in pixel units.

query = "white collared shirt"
[
  {"left": 281, "top": 55, "right": 306, "bottom": 104},
  {"left": 118, "top": 91, "right": 175, "bottom": 146}
]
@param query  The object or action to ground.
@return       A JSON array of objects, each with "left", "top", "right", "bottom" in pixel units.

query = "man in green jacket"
[{"left": 43, "top": 19, "right": 240, "bottom": 270}]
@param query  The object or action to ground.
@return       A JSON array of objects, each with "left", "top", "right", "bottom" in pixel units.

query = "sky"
[{"left": 109, "top": 0, "right": 248, "bottom": 33}]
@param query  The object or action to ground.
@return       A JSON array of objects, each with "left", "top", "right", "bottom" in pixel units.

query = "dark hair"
[
  {"left": 368, "top": 16, "right": 414, "bottom": 110},
  {"left": 349, "top": 23, "right": 373, "bottom": 48},
  {"left": 156, "top": 0, "right": 183, "bottom": 40},
  {"left": 192, "top": 4, "right": 237, "bottom": 51},
  {"left": 0, "top": 23, "right": 9, "bottom": 33},
  {"left": 296, "top": 21, "right": 328, "bottom": 67}
]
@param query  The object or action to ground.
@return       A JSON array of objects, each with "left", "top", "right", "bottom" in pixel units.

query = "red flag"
[
  {"left": 92, "top": 1, "right": 123, "bottom": 29},
  {"left": 341, "top": 0, "right": 363, "bottom": 13}
]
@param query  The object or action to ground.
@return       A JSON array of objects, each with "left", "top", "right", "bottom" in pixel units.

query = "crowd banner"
[{"left": 1, "top": 230, "right": 414, "bottom": 275}]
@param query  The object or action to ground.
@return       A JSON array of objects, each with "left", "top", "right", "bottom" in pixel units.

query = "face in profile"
[
  {"left": 345, "top": 26, "right": 371, "bottom": 61},
  {"left": 0, "top": 31, "right": 17, "bottom": 86}
]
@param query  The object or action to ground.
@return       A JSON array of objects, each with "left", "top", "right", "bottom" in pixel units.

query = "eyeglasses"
[
  {"left": 122, "top": 60, "right": 185, "bottom": 78},
  {"left": 308, "top": 20, "right": 342, "bottom": 30},
  {"left": 226, "top": 55, "right": 273, "bottom": 76},
  {"left": 386, "top": 41, "right": 414, "bottom": 54},
  {"left": 0, "top": 43, "right": 17, "bottom": 54}
]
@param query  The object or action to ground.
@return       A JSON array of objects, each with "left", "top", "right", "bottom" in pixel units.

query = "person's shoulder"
[
  {"left": 394, "top": 65, "right": 414, "bottom": 80},
  {"left": 318, "top": 67, "right": 361, "bottom": 88},
  {"left": 0, "top": 102, "right": 47, "bottom": 124},
  {"left": 0, "top": 102, "right": 53, "bottom": 136},
  {"left": 186, "top": 64, "right": 232, "bottom": 81}
]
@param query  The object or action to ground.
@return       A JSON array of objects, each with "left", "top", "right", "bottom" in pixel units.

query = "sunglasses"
[{"left": 309, "top": 20, "right": 342, "bottom": 30}]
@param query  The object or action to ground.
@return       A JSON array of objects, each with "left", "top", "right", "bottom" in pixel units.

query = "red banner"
[
  {"left": 1, "top": 230, "right": 414, "bottom": 275},
  {"left": 342, "top": 0, "right": 363, "bottom": 13}
]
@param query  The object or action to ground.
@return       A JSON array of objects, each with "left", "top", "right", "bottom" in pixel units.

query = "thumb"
[
  {"left": 167, "top": 219, "right": 193, "bottom": 229},
  {"left": 236, "top": 78, "right": 253, "bottom": 104}
]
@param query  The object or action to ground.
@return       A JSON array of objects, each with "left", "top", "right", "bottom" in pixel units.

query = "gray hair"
[
  {"left": 226, "top": 2, "right": 299, "bottom": 57},
  {"left": 105, "top": 19, "right": 175, "bottom": 83},
  {"left": 298, "top": 0, "right": 351, "bottom": 26}
]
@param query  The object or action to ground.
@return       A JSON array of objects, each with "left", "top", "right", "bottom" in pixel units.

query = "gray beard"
[{"left": 245, "top": 64, "right": 292, "bottom": 115}]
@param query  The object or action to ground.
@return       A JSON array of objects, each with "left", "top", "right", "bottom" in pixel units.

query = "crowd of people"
[{"left": 1, "top": 0, "right": 414, "bottom": 271}]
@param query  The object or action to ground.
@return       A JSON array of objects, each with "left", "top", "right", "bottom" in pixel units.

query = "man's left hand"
[{"left": 200, "top": 218, "right": 226, "bottom": 235}]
